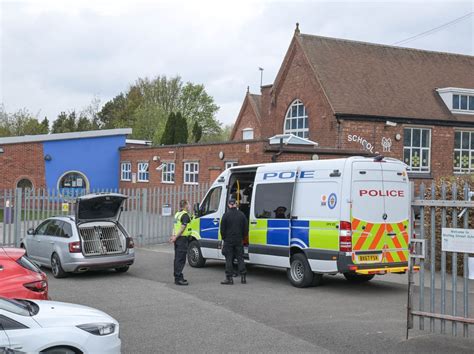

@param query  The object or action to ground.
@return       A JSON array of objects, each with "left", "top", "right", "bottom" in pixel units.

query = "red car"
[{"left": 0, "top": 247, "right": 48, "bottom": 300}]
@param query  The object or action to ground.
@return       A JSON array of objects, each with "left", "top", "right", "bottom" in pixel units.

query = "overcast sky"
[{"left": 1, "top": 0, "right": 473, "bottom": 127}]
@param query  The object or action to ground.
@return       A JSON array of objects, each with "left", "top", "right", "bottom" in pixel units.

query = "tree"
[
  {"left": 97, "top": 75, "right": 221, "bottom": 143},
  {"left": 161, "top": 112, "right": 176, "bottom": 145},
  {"left": 0, "top": 106, "right": 49, "bottom": 136},
  {"left": 174, "top": 112, "right": 188, "bottom": 144},
  {"left": 192, "top": 121, "right": 202, "bottom": 143},
  {"left": 201, "top": 124, "right": 233, "bottom": 143}
]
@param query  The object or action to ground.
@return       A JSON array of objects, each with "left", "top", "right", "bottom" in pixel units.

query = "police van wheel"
[
  {"left": 287, "top": 253, "right": 313, "bottom": 288},
  {"left": 343, "top": 273, "right": 375, "bottom": 282},
  {"left": 187, "top": 240, "right": 206, "bottom": 268}
]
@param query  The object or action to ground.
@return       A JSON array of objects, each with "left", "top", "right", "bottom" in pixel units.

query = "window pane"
[
  {"left": 455, "top": 132, "right": 461, "bottom": 149},
  {"left": 461, "top": 95, "right": 468, "bottom": 110},
  {"left": 422, "top": 149, "right": 429, "bottom": 168},
  {"left": 254, "top": 183, "right": 294, "bottom": 219},
  {"left": 292, "top": 105, "right": 297, "bottom": 116},
  {"left": 421, "top": 129, "right": 430, "bottom": 147},
  {"left": 462, "top": 132, "right": 470, "bottom": 149},
  {"left": 412, "top": 129, "right": 420, "bottom": 147},
  {"left": 403, "top": 148, "right": 410, "bottom": 166},
  {"left": 298, "top": 118, "right": 304, "bottom": 129},
  {"left": 470, "top": 96, "right": 474, "bottom": 110},
  {"left": 298, "top": 104, "right": 304, "bottom": 117},
  {"left": 454, "top": 151, "right": 460, "bottom": 168},
  {"left": 303, "top": 117, "right": 308, "bottom": 129},
  {"left": 285, "top": 120, "right": 290, "bottom": 130},
  {"left": 403, "top": 129, "right": 411, "bottom": 147},
  {"left": 411, "top": 149, "right": 421, "bottom": 168},
  {"left": 453, "top": 94, "right": 460, "bottom": 109},
  {"left": 462, "top": 151, "right": 470, "bottom": 168},
  {"left": 291, "top": 119, "right": 297, "bottom": 130}
]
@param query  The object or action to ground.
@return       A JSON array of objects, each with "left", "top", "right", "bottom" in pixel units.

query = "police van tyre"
[
  {"left": 343, "top": 272, "right": 375, "bottom": 282},
  {"left": 187, "top": 240, "right": 206, "bottom": 268},
  {"left": 287, "top": 253, "right": 314, "bottom": 288}
]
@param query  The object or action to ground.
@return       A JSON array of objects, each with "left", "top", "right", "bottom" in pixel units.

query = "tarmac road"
[{"left": 45, "top": 245, "right": 474, "bottom": 353}]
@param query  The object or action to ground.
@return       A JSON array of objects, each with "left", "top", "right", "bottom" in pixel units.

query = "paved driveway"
[{"left": 45, "top": 245, "right": 474, "bottom": 353}]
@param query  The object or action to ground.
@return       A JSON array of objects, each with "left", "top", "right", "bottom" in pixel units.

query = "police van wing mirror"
[{"left": 194, "top": 203, "right": 200, "bottom": 217}]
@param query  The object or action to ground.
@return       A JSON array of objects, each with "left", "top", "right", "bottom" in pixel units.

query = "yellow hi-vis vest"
[{"left": 174, "top": 210, "right": 191, "bottom": 237}]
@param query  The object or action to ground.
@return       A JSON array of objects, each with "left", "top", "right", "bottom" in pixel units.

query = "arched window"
[
  {"left": 284, "top": 100, "right": 309, "bottom": 138},
  {"left": 57, "top": 171, "right": 89, "bottom": 197},
  {"left": 16, "top": 178, "right": 33, "bottom": 190}
]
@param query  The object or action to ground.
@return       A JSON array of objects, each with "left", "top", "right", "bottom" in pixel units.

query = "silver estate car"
[{"left": 22, "top": 193, "right": 135, "bottom": 278}]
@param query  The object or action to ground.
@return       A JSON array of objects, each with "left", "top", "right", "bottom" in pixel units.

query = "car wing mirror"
[{"left": 27, "top": 228, "right": 35, "bottom": 236}]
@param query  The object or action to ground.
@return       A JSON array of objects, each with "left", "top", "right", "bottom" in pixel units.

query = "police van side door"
[
  {"left": 197, "top": 185, "right": 224, "bottom": 259},
  {"left": 249, "top": 166, "right": 297, "bottom": 267}
]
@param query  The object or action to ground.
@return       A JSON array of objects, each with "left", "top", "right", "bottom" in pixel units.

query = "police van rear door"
[
  {"left": 249, "top": 165, "right": 297, "bottom": 267},
  {"left": 380, "top": 161, "right": 410, "bottom": 265},
  {"left": 351, "top": 161, "right": 386, "bottom": 265}
]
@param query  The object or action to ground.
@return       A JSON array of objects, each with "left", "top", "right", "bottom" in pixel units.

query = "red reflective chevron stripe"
[
  {"left": 386, "top": 224, "right": 406, "bottom": 262},
  {"left": 368, "top": 224, "right": 385, "bottom": 250},
  {"left": 352, "top": 218, "right": 360, "bottom": 231},
  {"left": 354, "top": 223, "right": 373, "bottom": 251}
]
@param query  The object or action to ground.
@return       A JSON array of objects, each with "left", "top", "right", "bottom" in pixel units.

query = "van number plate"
[{"left": 358, "top": 255, "right": 379, "bottom": 262}]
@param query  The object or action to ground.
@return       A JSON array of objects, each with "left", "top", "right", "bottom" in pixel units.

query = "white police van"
[{"left": 187, "top": 156, "right": 411, "bottom": 287}]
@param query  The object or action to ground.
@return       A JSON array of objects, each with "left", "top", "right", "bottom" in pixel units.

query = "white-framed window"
[
  {"left": 184, "top": 162, "right": 199, "bottom": 185},
  {"left": 453, "top": 94, "right": 474, "bottom": 112},
  {"left": 454, "top": 131, "right": 474, "bottom": 173},
  {"left": 225, "top": 161, "right": 238, "bottom": 169},
  {"left": 242, "top": 128, "right": 254, "bottom": 140},
  {"left": 121, "top": 162, "right": 131, "bottom": 181},
  {"left": 162, "top": 162, "right": 175, "bottom": 183},
  {"left": 137, "top": 162, "right": 149, "bottom": 182},
  {"left": 284, "top": 99, "right": 308, "bottom": 138},
  {"left": 403, "top": 127, "right": 431, "bottom": 173}
]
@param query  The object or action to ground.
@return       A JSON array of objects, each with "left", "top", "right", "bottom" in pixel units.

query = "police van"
[{"left": 186, "top": 156, "right": 411, "bottom": 287}]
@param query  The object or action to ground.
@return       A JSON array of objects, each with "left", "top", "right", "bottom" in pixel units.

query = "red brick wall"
[
  {"left": 231, "top": 95, "right": 261, "bottom": 141},
  {"left": 260, "top": 41, "right": 337, "bottom": 147},
  {"left": 120, "top": 141, "right": 270, "bottom": 188},
  {"left": 0, "top": 142, "right": 46, "bottom": 189}
]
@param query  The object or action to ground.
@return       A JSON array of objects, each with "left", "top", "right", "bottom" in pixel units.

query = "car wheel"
[
  {"left": 187, "top": 240, "right": 206, "bottom": 267},
  {"left": 43, "top": 346, "right": 80, "bottom": 354},
  {"left": 115, "top": 266, "right": 130, "bottom": 273},
  {"left": 287, "top": 253, "right": 314, "bottom": 288},
  {"left": 51, "top": 253, "right": 67, "bottom": 279},
  {"left": 343, "top": 273, "right": 375, "bottom": 282}
]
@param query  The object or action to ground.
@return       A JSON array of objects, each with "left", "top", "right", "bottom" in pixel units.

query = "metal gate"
[{"left": 407, "top": 181, "right": 474, "bottom": 338}]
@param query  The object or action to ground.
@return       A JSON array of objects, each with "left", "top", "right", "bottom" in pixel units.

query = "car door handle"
[
  {"left": 50, "top": 241, "right": 55, "bottom": 244},
  {"left": 387, "top": 232, "right": 397, "bottom": 237},
  {"left": 213, "top": 218, "right": 219, "bottom": 223},
  {"left": 250, "top": 221, "right": 257, "bottom": 225}
]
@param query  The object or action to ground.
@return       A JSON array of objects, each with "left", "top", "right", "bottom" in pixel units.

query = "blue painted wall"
[{"left": 43, "top": 135, "right": 126, "bottom": 190}]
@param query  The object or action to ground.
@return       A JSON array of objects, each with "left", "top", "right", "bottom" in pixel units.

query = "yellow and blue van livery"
[{"left": 187, "top": 156, "right": 411, "bottom": 288}]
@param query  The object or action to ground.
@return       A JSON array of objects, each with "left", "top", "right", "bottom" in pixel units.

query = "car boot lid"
[{"left": 76, "top": 193, "right": 127, "bottom": 224}]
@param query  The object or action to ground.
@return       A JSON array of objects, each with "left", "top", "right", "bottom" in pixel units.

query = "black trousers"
[
  {"left": 223, "top": 243, "right": 246, "bottom": 277},
  {"left": 173, "top": 236, "right": 189, "bottom": 281}
]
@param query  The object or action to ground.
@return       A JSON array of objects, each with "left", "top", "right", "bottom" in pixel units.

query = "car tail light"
[
  {"left": 126, "top": 237, "right": 134, "bottom": 249},
  {"left": 339, "top": 221, "right": 352, "bottom": 252},
  {"left": 24, "top": 280, "right": 47, "bottom": 293},
  {"left": 69, "top": 241, "right": 82, "bottom": 253}
]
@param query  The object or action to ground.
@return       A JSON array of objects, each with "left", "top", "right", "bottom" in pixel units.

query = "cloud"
[{"left": 1, "top": 0, "right": 473, "bottom": 126}]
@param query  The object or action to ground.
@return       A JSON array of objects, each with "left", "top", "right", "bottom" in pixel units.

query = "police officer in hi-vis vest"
[{"left": 169, "top": 200, "right": 191, "bottom": 285}]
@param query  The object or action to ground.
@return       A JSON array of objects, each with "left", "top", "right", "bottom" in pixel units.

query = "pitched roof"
[
  {"left": 248, "top": 94, "right": 262, "bottom": 122},
  {"left": 297, "top": 33, "right": 474, "bottom": 122}
]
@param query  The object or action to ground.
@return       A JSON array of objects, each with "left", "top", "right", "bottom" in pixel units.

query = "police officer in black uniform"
[
  {"left": 169, "top": 199, "right": 191, "bottom": 285},
  {"left": 220, "top": 197, "right": 248, "bottom": 285}
]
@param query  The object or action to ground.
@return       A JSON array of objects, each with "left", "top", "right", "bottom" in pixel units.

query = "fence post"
[
  {"left": 141, "top": 188, "right": 148, "bottom": 246},
  {"left": 13, "top": 188, "right": 22, "bottom": 247}
]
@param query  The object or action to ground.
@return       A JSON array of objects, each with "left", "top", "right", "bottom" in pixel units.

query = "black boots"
[
  {"left": 221, "top": 277, "right": 234, "bottom": 285},
  {"left": 175, "top": 279, "right": 188, "bottom": 286},
  {"left": 241, "top": 274, "right": 246, "bottom": 284}
]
